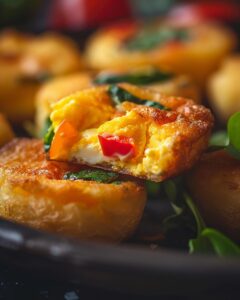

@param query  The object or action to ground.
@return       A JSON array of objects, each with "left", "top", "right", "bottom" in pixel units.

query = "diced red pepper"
[{"left": 98, "top": 134, "right": 135, "bottom": 159}]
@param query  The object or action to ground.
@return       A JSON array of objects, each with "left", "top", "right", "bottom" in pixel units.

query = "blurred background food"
[{"left": 208, "top": 55, "right": 240, "bottom": 123}]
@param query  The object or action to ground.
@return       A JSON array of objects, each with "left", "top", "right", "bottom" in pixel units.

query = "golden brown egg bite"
[
  {"left": 0, "top": 30, "right": 83, "bottom": 123},
  {"left": 0, "top": 113, "right": 14, "bottom": 147},
  {"left": 85, "top": 21, "right": 235, "bottom": 86},
  {"left": 187, "top": 150, "right": 240, "bottom": 241},
  {"left": 35, "top": 67, "right": 199, "bottom": 136},
  {"left": 208, "top": 56, "right": 240, "bottom": 123},
  {"left": 47, "top": 84, "right": 213, "bottom": 182},
  {"left": 0, "top": 138, "right": 146, "bottom": 241}
]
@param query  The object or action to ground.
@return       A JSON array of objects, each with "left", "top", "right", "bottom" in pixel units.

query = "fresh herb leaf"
[
  {"left": 227, "top": 112, "right": 240, "bottom": 151},
  {"left": 41, "top": 117, "right": 52, "bottom": 138},
  {"left": 189, "top": 228, "right": 240, "bottom": 257},
  {"left": 108, "top": 84, "right": 169, "bottom": 110},
  {"left": 161, "top": 179, "right": 197, "bottom": 248},
  {"left": 209, "top": 131, "right": 229, "bottom": 147},
  {"left": 125, "top": 27, "right": 189, "bottom": 52},
  {"left": 160, "top": 178, "right": 240, "bottom": 257},
  {"left": 43, "top": 118, "right": 54, "bottom": 152},
  {"left": 208, "top": 112, "right": 240, "bottom": 159},
  {"left": 94, "top": 69, "right": 173, "bottom": 85},
  {"left": 63, "top": 169, "right": 119, "bottom": 183},
  {"left": 184, "top": 193, "right": 206, "bottom": 236}
]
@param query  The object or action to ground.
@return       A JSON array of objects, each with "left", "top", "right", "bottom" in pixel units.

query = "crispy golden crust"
[
  {"left": 187, "top": 150, "right": 240, "bottom": 241},
  {"left": 0, "top": 30, "right": 83, "bottom": 122},
  {"left": 208, "top": 56, "right": 240, "bottom": 123},
  {"left": 85, "top": 21, "right": 235, "bottom": 86},
  {"left": 0, "top": 114, "right": 14, "bottom": 147},
  {"left": 0, "top": 139, "right": 146, "bottom": 241},
  {"left": 50, "top": 84, "right": 213, "bottom": 182}
]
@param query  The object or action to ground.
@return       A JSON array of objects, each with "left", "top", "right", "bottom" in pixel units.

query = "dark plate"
[{"left": 0, "top": 217, "right": 239, "bottom": 297}]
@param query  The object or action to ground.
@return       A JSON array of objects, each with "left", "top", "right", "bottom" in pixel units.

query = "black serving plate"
[{"left": 0, "top": 217, "right": 239, "bottom": 297}]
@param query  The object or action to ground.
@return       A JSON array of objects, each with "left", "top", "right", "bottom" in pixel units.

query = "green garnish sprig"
[
  {"left": 125, "top": 27, "right": 189, "bottom": 52},
  {"left": 43, "top": 118, "right": 54, "bottom": 152},
  {"left": 161, "top": 178, "right": 240, "bottom": 257},
  {"left": 108, "top": 84, "right": 169, "bottom": 111},
  {"left": 63, "top": 169, "right": 120, "bottom": 184},
  {"left": 94, "top": 69, "right": 173, "bottom": 85},
  {"left": 209, "top": 112, "right": 240, "bottom": 160}
]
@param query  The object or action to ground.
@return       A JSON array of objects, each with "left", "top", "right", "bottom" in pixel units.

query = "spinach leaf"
[
  {"left": 94, "top": 69, "right": 173, "bottom": 85},
  {"left": 208, "top": 112, "right": 240, "bottom": 159},
  {"left": 226, "top": 112, "right": 240, "bottom": 159},
  {"left": 63, "top": 169, "right": 120, "bottom": 183},
  {"left": 108, "top": 84, "right": 169, "bottom": 110},
  {"left": 189, "top": 228, "right": 240, "bottom": 257},
  {"left": 125, "top": 27, "right": 189, "bottom": 52},
  {"left": 161, "top": 178, "right": 240, "bottom": 257},
  {"left": 43, "top": 118, "right": 54, "bottom": 152}
]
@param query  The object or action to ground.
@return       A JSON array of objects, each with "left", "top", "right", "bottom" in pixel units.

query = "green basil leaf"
[
  {"left": 189, "top": 228, "right": 240, "bottom": 257},
  {"left": 43, "top": 118, "right": 54, "bottom": 152},
  {"left": 94, "top": 69, "right": 173, "bottom": 85},
  {"left": 184, "top": 193, "right": 206, "bottom": 235},
  {"left": 125, "top": 27, "right": 189, "bottom": 52},
  {"left": 108, "top": 84, "right": 169, "bottom": 110},
  {"left": 63, "top": 169, "right": 119, "bottom": 183},
  {"left": 227, "top": 111, "right": 240, "bottom": 151}
]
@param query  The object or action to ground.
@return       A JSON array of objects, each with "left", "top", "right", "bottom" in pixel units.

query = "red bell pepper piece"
[{"left": 98, "top": 134, "right": 135, "bottom": 159}]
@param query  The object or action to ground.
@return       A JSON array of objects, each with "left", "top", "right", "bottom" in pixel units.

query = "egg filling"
[{"left": 48, "top": 84, "right": 213, "bottom": 181}]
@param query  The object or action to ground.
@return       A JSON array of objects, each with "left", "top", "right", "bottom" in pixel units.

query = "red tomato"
[
  {"left": 49, "top": 0, "right": 131, "bottom": 29},
  {"left": 168, "top": 2, "right": 240, "bottom": 26},
  {"left": 98, "top": 134, "right": 135, "bottom": 159}
]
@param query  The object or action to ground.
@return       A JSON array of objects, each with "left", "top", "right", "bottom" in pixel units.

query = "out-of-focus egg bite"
[
  {"left": 187, "top": 150, "right": 240, "bottom": 241},
  {"left": 0, "top": 113, "right": 14, "bottom": 147},
  {"left": 0, "top": 139, "right": 146, "bottom": 241},
  {"left": 0, "top": 30, "right": 83, "bottom": 123},
  {"left": 47, "top": 84, "right": 213, "bottom": 182},
  {"left": 85, "top": 21, "right": 235, "bottom": 86},
  {"left": 208, "top": 56, "right": 240, "bottom": 123},
  {"left": 35, "top": 67, "right": 199, "bottom": 136}
]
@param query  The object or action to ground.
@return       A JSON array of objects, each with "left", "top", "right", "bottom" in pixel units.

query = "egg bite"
[
  {"left": 85, "top": 21, "right": 235, "bottom": 86},
  {"left": 187, "top": 150, "right": 240, "bottom": 241},
  {"left": 208, "top": 56, "right": 240, "bottom": 123},
  {"left": 0, "top": 138, "right": 146, "bottom": 241},
  {"left": 0, "top": 113, "right": 14, "bottom": 147},
  {"left": 0, "top": 30, "right": 83, "bottom": 123},
  {"left": 47, "top": 84, "right": 213, "bottom": 182},
  {"left": 35, "top": 67, "right": 199, "bottom": 136}
]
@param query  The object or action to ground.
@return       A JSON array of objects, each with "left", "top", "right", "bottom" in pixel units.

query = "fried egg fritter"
[
  {"left": 35, "top": 67, "right": 199, "bottom": 136},
  {"left": 48, "top": 84, "right": 213, "bottom": 182},
  {"left": 208, "top": 56, "right": 240, "bottom": 123},
  {"left": 85, "top": 21, "right": 235, "bottom": 86},
  {"left": 0, "top": 114, "right": 14, "bottom": 147},
  {"left": 0, "top": 139, "right": 146, "bottom": 241},
  {"left": 187, "top": 150, "right": 240, "bottom": 241},
  {"left": 0, "top": 30, "right": 83, "bottom": 123}
]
